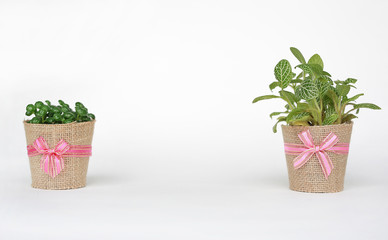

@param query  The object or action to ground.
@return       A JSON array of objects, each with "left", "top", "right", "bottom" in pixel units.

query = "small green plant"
[
  {"left": 253, "top": 47, "right": 381, "bottom": 133},
  {"left": 25, "top": 100, "right": 95, "bottom": 124}
]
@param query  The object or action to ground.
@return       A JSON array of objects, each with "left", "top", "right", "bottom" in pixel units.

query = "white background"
[{"left": 1, "top": 0, "right": 387, "bottom": 239}]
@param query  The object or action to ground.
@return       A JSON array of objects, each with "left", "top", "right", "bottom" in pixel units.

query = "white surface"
[{"left": 0, "top": 0, "right": 387, "bottom": 239}]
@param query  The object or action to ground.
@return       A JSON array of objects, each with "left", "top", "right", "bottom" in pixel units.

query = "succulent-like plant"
[
  {"left": 253, "top": 47, "right": 381, "bottom": 133},
  {"left": 25, "top": 100, "right": 95, "bottom": 124}
]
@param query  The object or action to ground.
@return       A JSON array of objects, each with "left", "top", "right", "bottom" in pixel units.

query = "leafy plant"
[
  {"left": 253, "top": 47, "right": 381, "bottom": 133},
  {"left": 25, "top": 100, "right": 95, "bottom": 124}
]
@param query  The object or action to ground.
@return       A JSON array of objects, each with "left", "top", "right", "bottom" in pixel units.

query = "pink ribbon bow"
[
  {"left": 27, "top": 137, "right": 92, "bottom": 178},
  {"left": 284, "top": 130, "right": 349, "bottom": 179}
]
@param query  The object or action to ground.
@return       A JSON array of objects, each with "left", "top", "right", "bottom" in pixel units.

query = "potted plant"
[
  {"left": 252, "top": 47, "right": 380, "bottom": 193},
  {"left": 24, "top": 100, "right": 96, "bottom": 190}
]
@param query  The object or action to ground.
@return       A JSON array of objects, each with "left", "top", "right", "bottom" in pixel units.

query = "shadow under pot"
[
  {"left": 24, "top": 120, "right": 95, "bottom": 190},
  {"left": 281, "top": 122, "right": 353, "bottom": 193}
]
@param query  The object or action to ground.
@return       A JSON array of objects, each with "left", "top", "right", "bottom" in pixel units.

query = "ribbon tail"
[
  {"left": 53, "top": 155, "right": 64, "bottom": 177},
  {"left": 41, "top": 154, "right": 50, "bottom": 175},
  {"left": 293, "top": 149, "right": 315, "bottom": 169},
  {"left": 316, "top": 151, "right": 333, "bottom": 179}
]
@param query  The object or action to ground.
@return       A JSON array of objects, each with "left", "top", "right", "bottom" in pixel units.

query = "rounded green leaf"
[
  {"left": 34, "top": 101, "right": 44, "bottom": 109},
  {"left": 317, "top": 79, "right": 330, "bottom": 96},
  {"left": 295, "top": 64, "right": 313, "bottom": 75},
  {"left": 336, "top": 85, "right": 351, "bottom": 97},
  {"left": 308, "top": 54, "right": 324, "bottom": 69},
  {"left": 274, "top": 59, "right": 292, "bottom": 89},
  {"left": 295, "top": 79, "right": 319, "bottom": 100}
]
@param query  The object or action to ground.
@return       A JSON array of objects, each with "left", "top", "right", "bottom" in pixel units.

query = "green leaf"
[
  {"left": 289, "top": 112, "right": 312, "bottom": 126},
  {"left": 274, "top": 59, "right": 292, "bottom": 89},
  {"left": 273, "top": 117, "right": 286, "bottom": 133},
  {"left": 322, "top": 71, "right": 332, "bottom": 77},
  {"left": 296, "top": 72, "right": 304, "bottom": 79},
  {"left": 322, "top": 113, "right": 338, "bottom": 125},
  {"left": 343, "top": 93, "right": 364, "bottom": 104},
  {"left": 295, "top": 79, "right": 319, "bottom": 100},
  {"left": 286, "top": 104, "right": 311, "bottom": 122},
  {"left": 353, "top": 103, "right": 381, "bottom": 110},
  {"left": 342, "top": 114, "right": 358, "bottom": 123},
  {"left": 344, "top": 78, "right": 357, "bottom": 84},
  {"left": 336, "top": 85, "right": 351, "bottom": 97},
  {"left": 252, "top": 95, "right": 280, "bottom": 103},
  {"left": 295, "top": 64, "right": 313, "bottom": 75},
  {"left": 326, "top": 89, "right": 339, "bottom": 106},
  {"left": 319, "top": 75, "right": 333, "bottom": 85},
  {"left": 290, "top": 79, "right": 303, "bottom": 84},
  {"left": 317, "top": 79, "right": 331, "bottom": 96},
  {"left": 290, "top": 47, "right": 306, "bottom": 64},
  {"left": 308, "top": 54, "right": 324, "bottom": 69},
  {"left": 279, "top": 90, "right": 300, "bottom": 104},
  {"left": 269, "top": 82, "right": 280, "bottom": 91},
  {"left": 270, "top": 112, "right": 286, "bottom": 119},
  {"left": 309, "top": 64, "right": 323, "bottom": 76}
]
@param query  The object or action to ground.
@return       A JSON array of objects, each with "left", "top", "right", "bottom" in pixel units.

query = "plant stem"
[{"left": 313, "top": 98, "right": 322, "bottom": 125}]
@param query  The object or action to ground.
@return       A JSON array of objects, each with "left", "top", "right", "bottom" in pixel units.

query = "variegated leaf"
[
  {"left": 317, "top": 79, "right": 331, "bottom": 96},
  {"left": 295, "top": 79, "right": 319, "bottom": 100},
  {"left": 322, "top": 113, "right": 338, "bottom": 125},
  {"left": 274, "top": 59, "right": 292, "bottom": 89}
]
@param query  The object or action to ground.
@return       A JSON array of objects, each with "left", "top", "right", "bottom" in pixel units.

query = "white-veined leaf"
[
  {"left": 322, "top": 113, "right": 338, "bottom": 125},
  {"left": 317, "top": 79, "right": 331, "bottom": 96},
  {"left": 295, "top": 79, "right": 319, "bottom": 100},
  {"left": 274, "top": 59, "right": 292, "bottom": 89},
  {"left": 295, "top": 64, "right": 313, "bottom": 75}
]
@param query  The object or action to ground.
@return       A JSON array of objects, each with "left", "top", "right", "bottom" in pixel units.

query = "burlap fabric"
[
  {"left": 281, "top": 123, "right": 353, "bottom": 193},
  {"left": 24, "top": 120, "right": 95, "bottom": 190}
]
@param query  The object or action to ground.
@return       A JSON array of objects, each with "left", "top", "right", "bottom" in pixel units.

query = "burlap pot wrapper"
[
  {"left": 24, "top": 120, "right": 95, "bottom": 190},
  {"left": 281, "top": 123, "right": 353, "bottom": 193}
]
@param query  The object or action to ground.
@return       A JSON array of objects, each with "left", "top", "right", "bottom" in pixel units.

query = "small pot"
[
  {"left": 24, "top": 120, "right": 95, "bottom": 190},
  {"left": 281, "top": 122, "right": 353, "bottom": 193}
]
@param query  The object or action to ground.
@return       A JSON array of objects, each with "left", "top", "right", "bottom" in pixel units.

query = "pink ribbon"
[
  {"left": 27, "top": 137, "right": 92, "bottom": 178},
  {"left": 284, "top": 130, "right": 349, "bottom": 179}
]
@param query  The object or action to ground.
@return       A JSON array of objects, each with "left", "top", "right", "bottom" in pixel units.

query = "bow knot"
[
  {"left": 314, "top": 146, "right": 321, "bottom": 152},
  {"left": 31, "top": 137, "right": 70, "bottom": 178},
  {"left": 27, "top": 137, "right": 93, "bottom": 178},
  {"left": 284, "top": 130, "right": 350, "bottom": 179}
]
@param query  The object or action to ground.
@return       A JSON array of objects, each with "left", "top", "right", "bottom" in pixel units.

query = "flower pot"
[
  {"left": 24, "top": 120, "right": 95, "bottom": 190},
  {"left": 281, "top": 122, "right": 353, "bottom": 193}
]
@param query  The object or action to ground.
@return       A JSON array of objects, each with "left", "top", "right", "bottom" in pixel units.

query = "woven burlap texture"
[
  {"left": 281, "top": 122, "right": 353, "bottom": 193},
  {"left": 24, "top": 120, "right": 95, "bottom": 190}
]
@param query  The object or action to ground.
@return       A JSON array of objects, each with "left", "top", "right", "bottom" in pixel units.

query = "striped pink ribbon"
[
  {"left": 27, "top": 137, "right": 92, "bottom": 178},
  {"left": 284, "top": 130, "right": 349, "bottom": 179}
]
